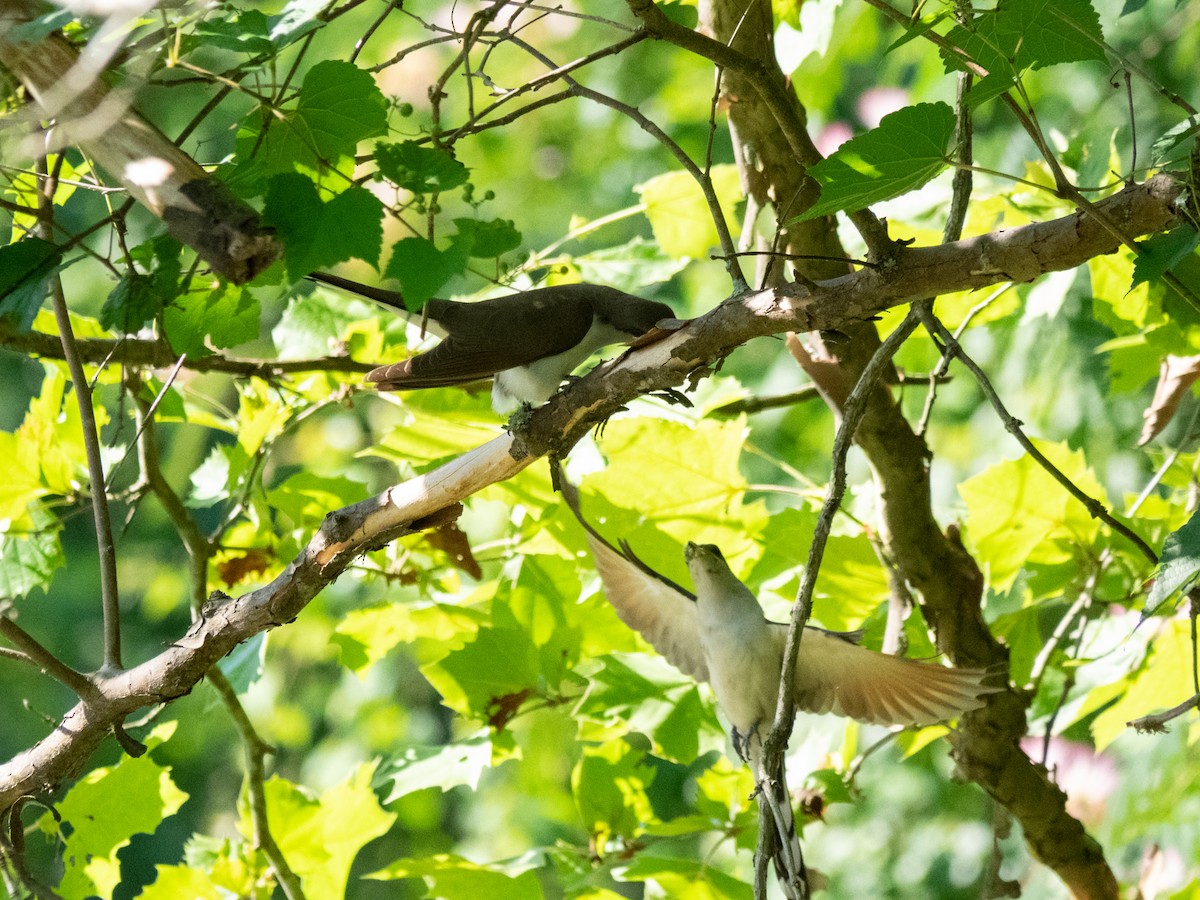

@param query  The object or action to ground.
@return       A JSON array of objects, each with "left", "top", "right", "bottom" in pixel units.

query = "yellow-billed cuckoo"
[
  {"left": 559, "top": 477, "right": 1000, "bottom": 775},
  {"left": 309, "top": 271, "right": 674, "bottom": 413}
]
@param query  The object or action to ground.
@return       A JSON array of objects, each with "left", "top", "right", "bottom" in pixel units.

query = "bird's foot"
[
  {"left": 504, "top": 402, "right": 536, "bottom": 433},
  {"left": 732, "top": 721, "right": 762, "bottom": 765}
]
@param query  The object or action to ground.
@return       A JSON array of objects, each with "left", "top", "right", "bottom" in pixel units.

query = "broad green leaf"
[
  {"left": 164, "top": 285, "right": 260, "bottom": 357},
  {"left": 369, "top": 852, "right": 545, "bottom": 898},
  {"left": 381, "top": 729, "right": 494, "bottom": 800},
  {"left": 814, "top": 535, "right": 890, "bottom": 631},
  {"left": 100, "top": 273, "right": 162, "bottom": 332},
  {"left": 334, "top": 601, "right": 484, "bottom": 675},
  {"left": 451, "top": 217, "right": 522, "bottom": 258},
  {"left": 0, "top": 430, "right": 52, "bottom": 524},
  {"left": 384, "top": 237, "right": 469, "bottom": 308},
  {"left": 1091, "top": 620, "right": 1195, "bottom": 750},
  {"left": 136, "top": 865, "right": 225, "bottom": 900},
  {"left": 273, "top": 289, "right": 377, "bottom": 360},
  {"left": 0, "top": 237, "right": 61, "bottom": 331},
  {"left": 1132, "top": 228, "right": 1200, "bottom": 291},
  {"left": 57, "top": 724, "right": 186, "bottom": 900},
  {"left": 797, "top": 103, "right": 955, "bottom": 220},
  {"left": 193, "top": 9, "right": 275, "bottom": 53},
  {"left": 1145, "top": 507, "right": 1200, "bottom": 616},
  {"left": 0, "top": 504, "right": 64, "bottom": 598},
  {"left": 188, "top": 443, "right": 251, "bottom": 507},
  {"left": 217, "top": 632, "right": 266, "bottom": 694},
  {"left": 267, "top": 471, "right": 368, "bottom": 531},
  {"left": 621, "top": 848, "right": 754, "bottom": 899},
  {"left": 590, "top": 417, "right": 766, "bottom": 574},
  {"left": 369, "top": 389, "right": 499, "bottom": 465},
  {"left": 252, "top": 763, "right": 395, "bottom": 899},
  {"left": 421, "top": 629, "right": 532, "bottom": 720},
  {"left": 235, "top": 377, "right": 293, "bottom": 455},
  {"left": 960, "top": 441, "right": 1105, "bottom": 590},
  {"left": 941, "top": 0, "right": 1105, "bottom": 98},
  {"left": 236, "top": 60, "right": 387, "bottom": 178},
  {"left": 635, "top": 164, "right": 743, "bottom": 260},
  {"left": 1151, "top": 118, "right": 1200, "bottom": 168},
  {"left": 572, "top": 738, "right": 657, "bottom": 846},
  {"left": 264, "top": 175, "right": 384, "bottom": 281},
  {"left": 375, "top": 141, "right": 471, "bottom": 194},
  {"left": 565, "top": 237, "right": 690, "bottom": 293}
]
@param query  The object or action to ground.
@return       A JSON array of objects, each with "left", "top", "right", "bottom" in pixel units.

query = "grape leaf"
[
  {"left": 384, "top": 237, "right": 468, "bottom": 308},
  {"left": 237, "top": 60, "right": 387, "bottom": 177},
  {"left": 164, "top": 286, "right": 260, "bottom": 357},
  {"left": 375, "top": 141, "right": 471, "bottom": 194},
  {"left": 263, "top": 174, "right": 384, "bottom": 281},
  {"left": 941, "top": 0, "right": 1105, "bottom": 100},
  {"left": 1144, "top": 507, "right": 1200, "bottom": 617},
  {"left": 797, "top": 102, "right": 955, "bottom": 220},
  {"left": 451, "top": 217, "right": 522, "bottom": 258}
]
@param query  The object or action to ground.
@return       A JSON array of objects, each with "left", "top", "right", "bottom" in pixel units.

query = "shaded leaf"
[
  {"left": 451, "top": 217, "right": 522, "bottom": 258},
  {"left": 384, "top": 237, "right": 468, "bottom": 308},
  {"left": 1144, "top": 507, "right": 1200, "bottom": 617},
  {"left": 264, "top": 175, "right": 384, "bottom": 281},
  {"left": 375, "top": 141, "right": 470, "bottom": 194},
  {"left": 0, "top": 238, "right": 61, "bottom": 331},
  {"left": 797, "top": 103, "right": 955, "bottom": 220}
]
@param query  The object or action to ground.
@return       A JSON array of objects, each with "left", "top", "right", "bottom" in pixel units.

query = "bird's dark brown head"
[{"left": 586, "top": 286, "right": 674, "bottom": 336}]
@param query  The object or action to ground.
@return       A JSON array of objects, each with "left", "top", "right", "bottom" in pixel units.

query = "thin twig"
[
  {"left": 37, "top": 156, "right": 123, "bottom": 671},
  {"left": 757, "top": 308, "right": 923, "bottom": 899},
  {"left": 917, "top": 308, "right": 1159, "bottom": 565},
  {"left": 1127, "top": 693, "right": 1200, "bottom": 732},
  {"left": 207, "top": 668, "right": 306, "bottom": 900},
  {"left": 0, "top": 616, "right": 97, "bottom": 699}
]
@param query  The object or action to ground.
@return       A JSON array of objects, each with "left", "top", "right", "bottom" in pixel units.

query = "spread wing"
[
  {"left": 367, "top": 290, "right": 596, "bottom": 390},
  {"left": 778, "top": 627, "right": 999, "bottom": 726},
  {"left": 559, "top": 471, "right": 709, "bottom": 682}
]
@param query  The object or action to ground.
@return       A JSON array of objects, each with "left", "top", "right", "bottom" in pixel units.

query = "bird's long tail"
[
  {"left": 758, "top": 774, "right": 806, "bottom": 899},
  {"left": 307, "top": 270, "right": 410, "bottom": 313}
]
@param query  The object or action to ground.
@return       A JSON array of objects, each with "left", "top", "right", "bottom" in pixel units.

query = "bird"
[
  {"left": 308, "top": 271, "right": 674, "bottom": 414},
  {"left": 557, "top": 475, "right": 1001, "bottom": 776},
  {"left": 559, "top": 478, "right": 1002, "bottom": 896}
]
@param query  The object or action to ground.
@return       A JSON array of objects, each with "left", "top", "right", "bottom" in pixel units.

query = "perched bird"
[
  {"left": 309, "top": 271, "right": 674, "bottom": 413},
  {"left": 559, "top": 477, "right": 1000, "bottom": 775}
]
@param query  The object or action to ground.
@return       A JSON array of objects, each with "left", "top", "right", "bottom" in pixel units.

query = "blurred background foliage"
[{"left": 3, "top": 0, "right": 1200, "bottom": 897}]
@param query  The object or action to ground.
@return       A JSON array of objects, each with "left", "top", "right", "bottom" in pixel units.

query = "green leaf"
[
  {"left": 635, "top": 164, "right": 743, "bottom": 260},
  {"left": 0, "top": 238, "right": 61, "bottom": 331},
  {"left": 264, "top": 175, "right": 384, "bottom": 281},
  {"left": 621, "top": 848, "right": 754, "bottom": 898},
  {"left": 572, "top": 738, "right": 656, "bottom": 844},
  {"left": 100, "top": 273, "right": 162, "bottom": 332},
  {"left": 333, "top": 601, "right": 484, "bottom": 675},
  {"left": 272, "top": 289, "right": 377, "bottom": 360},
  {"left": 959, "top": 441, "right": 1105, "bottom": 590},
  {"left": 374, "top": 141, "right": 470, "bottom": 194},
  {"left": 0, "top": 505, "right": 64, "bottom": 598},
  {"left": 569, "top": 237, "right": 690, "bottom": 292},
  {"left": 1145, "top": 506, "right": 1200, "bottom": 616},
  {"left": 137, "top": 865, "right": 225, "bottom": 900},
  {"left": 1131, "top": 228, "right": 1200, "bottom": 290},
  {"left": 941, "top": 0, "right": 1105, "bottom": 99},
  {"left": 383, "top": 237, "right": 468, "bottom": 308},
  {"left": 57, "top": 724, "right": 187, "bottom": 900},
  {"left": 193, "top": 9, "right": 275, "bottom": 53},
  {"left": 797, "top": 103, "right": 955, "bottom": 220},
  {"left": 237, "top": 60, "right": 387, "bottom": 177},
  {"left": 380, "top": 730, "right": 494, "bottom": 801},
  {"left": 1151, "top": 118, "right": 1200, "bottom": 167},
  {"left": 253, "top": 763, "right": 395, "bottom": 898},
  {"left": 451, "top": 217, "right": 522, "bottom": 258},
  {"left": 369, "top": 852, "right": 545, "bottom": 898},
  {"left": 164, "top": 285, "right": 260, "bottom": 357},
  {"left": 188, "top": 443, "right": 251, "bottom": 507},
  {"left": 217, "top": 632, "right": 266, "bottom": 694}
]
